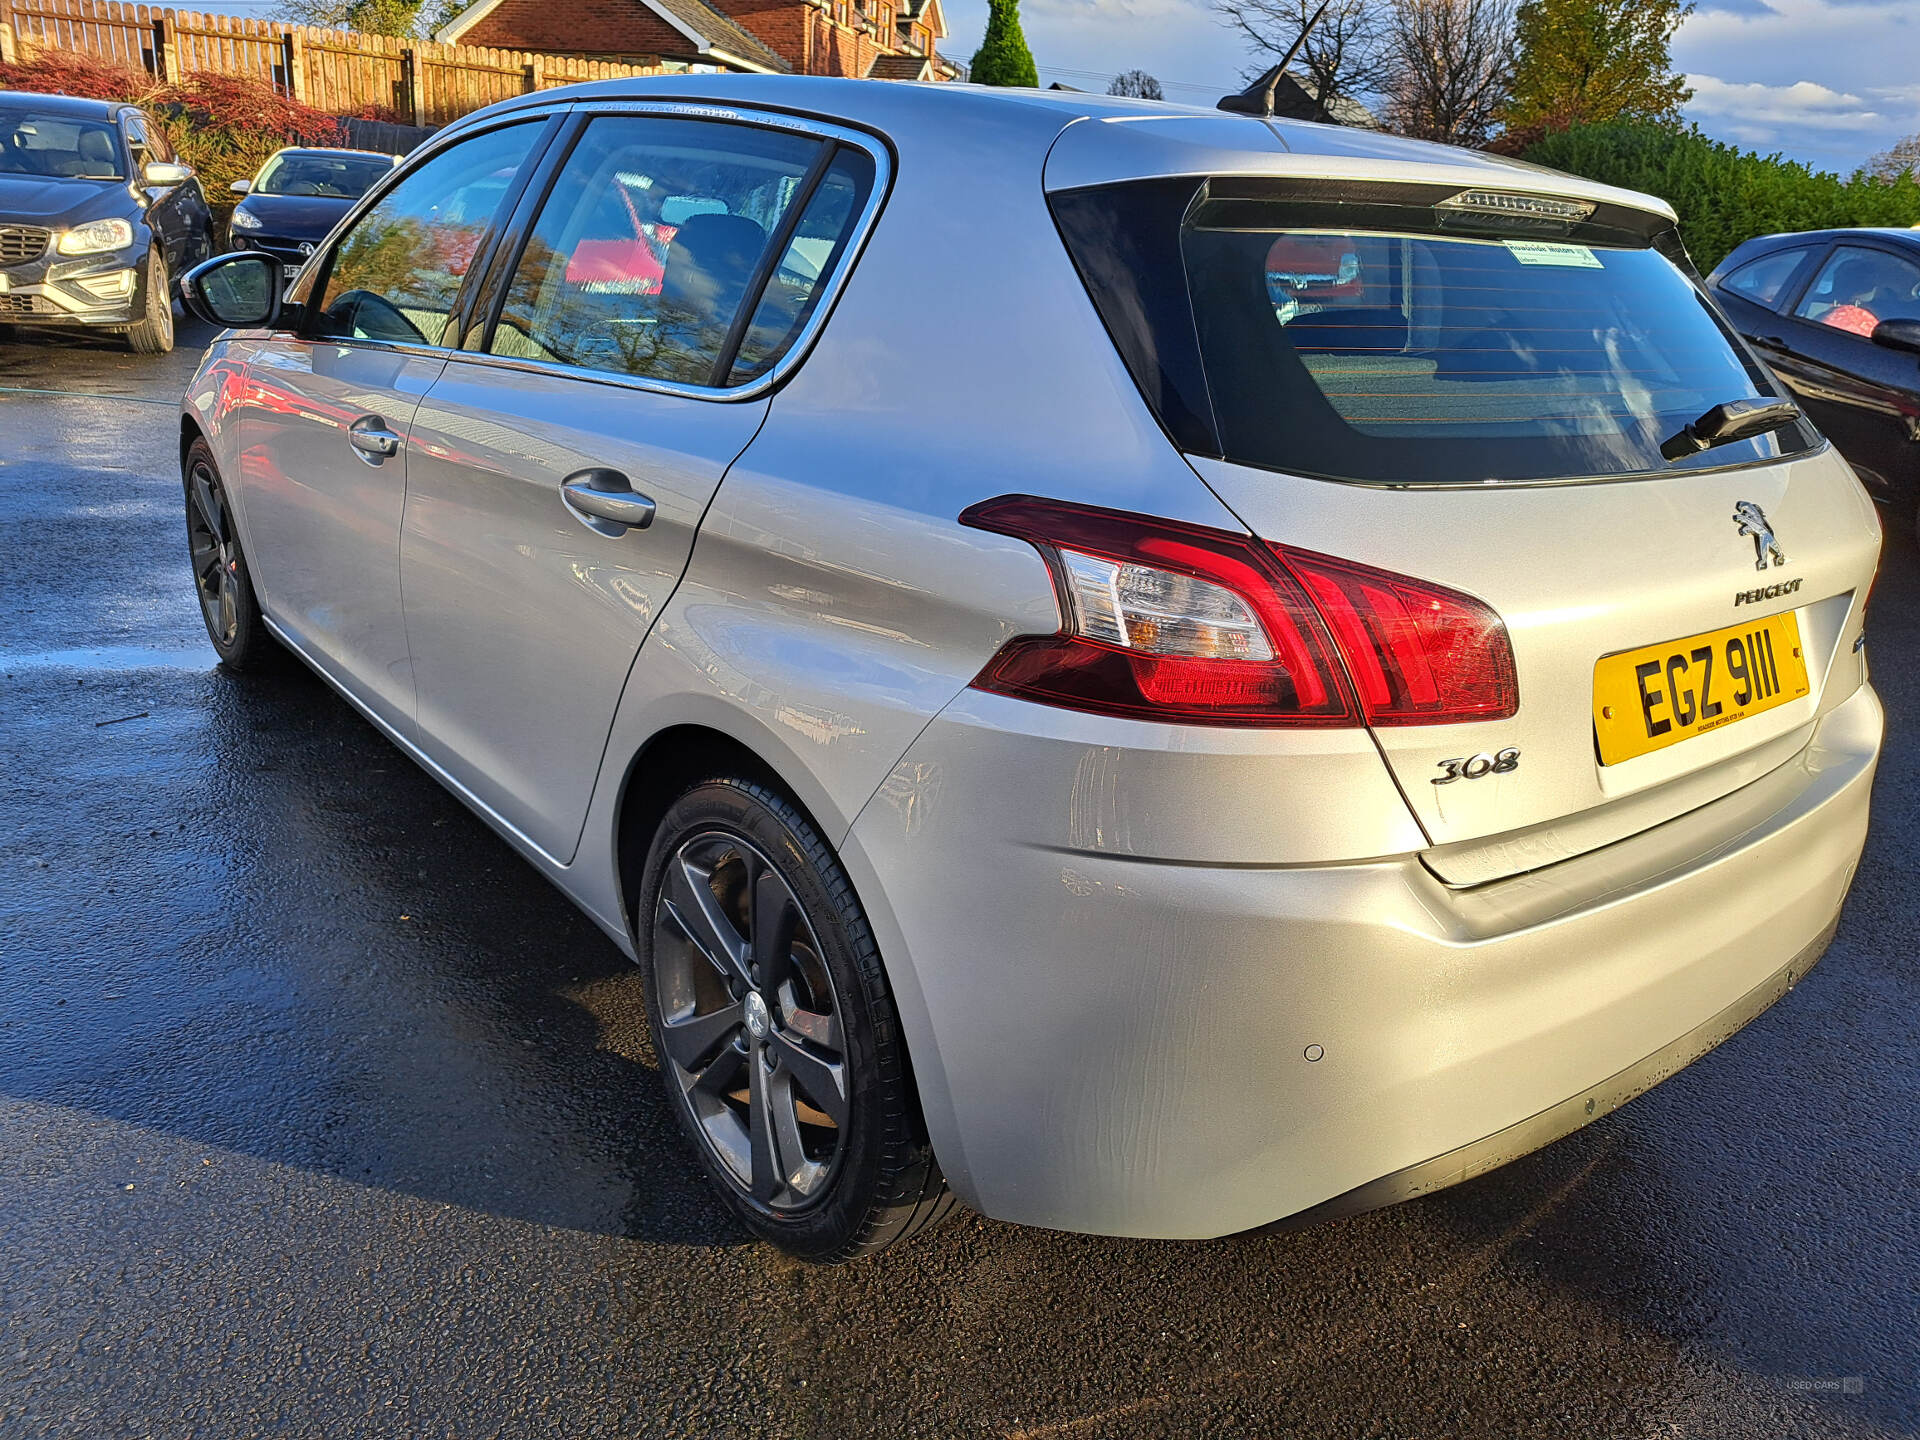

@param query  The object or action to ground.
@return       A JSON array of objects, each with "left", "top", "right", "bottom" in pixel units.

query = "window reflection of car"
[
  {"left": 323, "top": 288, "right": 431, "bottom": 345},
  {"left": 227, "top": 147, "right": 400, "bottom": 280},
  {"left": 1708, "top": 228, "right": 1920, "bottom": 542},
  {"left": 0, "top": 88, "right": 213, "bottom": 352}
]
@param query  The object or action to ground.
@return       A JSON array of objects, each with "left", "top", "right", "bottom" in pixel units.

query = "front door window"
[
  {"left": 315, "top": 123, "right": 540, "bottom": 347},
  {"left": 1793, "top": 246, "right": 1920, "bottom": 339}
]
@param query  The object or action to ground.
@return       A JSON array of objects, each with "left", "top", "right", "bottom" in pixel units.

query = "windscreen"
[
  {"left": 256, "top": 151, "right": 393, "bottom": 199},
  {"left": 0, "top": 110, "right": 125, "bottom": 180},
  {"left": 1052, "top": 179, "right": 1819, "bottom": 485}
]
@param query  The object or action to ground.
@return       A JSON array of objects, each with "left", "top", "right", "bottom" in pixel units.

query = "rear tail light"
[
  {"left": 1283, "top": 549, "right": 1519, "bottom": 724},
  {"left": 960, "top": 496, "right": 1517, "bottom": 728}
]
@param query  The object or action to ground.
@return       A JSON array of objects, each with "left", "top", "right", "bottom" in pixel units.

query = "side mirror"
[
  {"left": 181, "top": 252, "right": 284, "bottom": 329},
  {"left": 1870, "top": 317, "right": 1920, "bottom": 356},
  {"left": 229, "top": 178, "right": 252, "bottom": 195},
  {"left": 142, "top": 160, "right": 193, "bottom": 189}
]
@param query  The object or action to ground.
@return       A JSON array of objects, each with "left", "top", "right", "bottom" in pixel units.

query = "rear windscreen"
[{"left": 1052, "top": 179, "right": 1820, "bottom": 485}]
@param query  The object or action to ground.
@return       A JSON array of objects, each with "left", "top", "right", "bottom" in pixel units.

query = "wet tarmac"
[{"left": 2, "top": 321, "right": 1916, "bottom": 1438}]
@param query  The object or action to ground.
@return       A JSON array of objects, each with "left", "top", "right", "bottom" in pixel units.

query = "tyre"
[
  {"left": 122, "top": 248, "right": 175, "bottom": 355},
  {"left": 183, "top": 438, "right": 274, "bottom": 670},
  {"left": 639, "top": 776, "right": 955, "bottom": 1262}
]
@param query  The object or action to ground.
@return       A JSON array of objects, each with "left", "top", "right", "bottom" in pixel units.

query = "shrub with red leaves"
[
  {"left": 0, "top": 51, "right": 346, "bottom": 196},
  {"left": 0, "top": 52, "right": 143, "bottom": 103}
]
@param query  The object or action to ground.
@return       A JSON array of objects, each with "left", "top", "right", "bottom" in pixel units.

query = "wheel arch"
[
  {"left": 610, "top": 721, "right": 834, "bottom": 949},
  {"left": 180, "top": 413, "right": 207, "bottom": 472},
  {"left": 605, "top": 715, "right": 965, "bottom": 1203}
]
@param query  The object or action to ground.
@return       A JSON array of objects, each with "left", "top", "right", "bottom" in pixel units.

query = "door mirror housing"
[
  {"left": 1870, "top": 317, "right": 1920, "bottom": 356},
  {"left": 181, "top": 252, "right": 288, "bottom": 330},
  {"left": 141, "top": 160, "right": 194, "bottom": 189},
  {"left": 230, "top": 178, "right": 252, "bottom": 195}
]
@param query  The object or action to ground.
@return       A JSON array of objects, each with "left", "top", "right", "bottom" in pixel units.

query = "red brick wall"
[
  {"left": 461, "top": 0, "right": 686, "bottom": 56},
  {"left": 719, "top": 0, "right": 809, "bottom": 67},
  {"left": 802, "top": 10, "right": 887, "bottom": 77}
]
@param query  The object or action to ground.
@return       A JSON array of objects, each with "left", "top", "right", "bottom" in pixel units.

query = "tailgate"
[{"left": 1193, "top": 449, "right": 1879, "bottom": 861}]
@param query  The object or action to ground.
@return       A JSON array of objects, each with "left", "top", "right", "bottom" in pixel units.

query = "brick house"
[{"left": 436, "top": 0, "right": 959, "bottom": 82}]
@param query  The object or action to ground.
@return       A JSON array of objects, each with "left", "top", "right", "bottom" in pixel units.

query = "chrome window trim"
[{"left": 451, "top": 100, "right": 894, "bottom": 404}]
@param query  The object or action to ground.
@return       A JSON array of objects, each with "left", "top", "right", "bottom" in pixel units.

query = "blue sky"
[{"left": 938, "top": 0, "right": 1920, "bottom": 176}]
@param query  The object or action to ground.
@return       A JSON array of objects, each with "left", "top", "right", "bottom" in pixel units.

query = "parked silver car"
[{"left": 177, "top": 78, "right": 1883, "bottom": 1261}]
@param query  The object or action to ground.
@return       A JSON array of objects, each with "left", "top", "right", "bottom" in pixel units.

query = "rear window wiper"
[{"left": 1660, "top": 397, "right": 1802, "bottom": 461}]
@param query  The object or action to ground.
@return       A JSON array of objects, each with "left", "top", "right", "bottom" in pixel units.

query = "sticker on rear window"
[{"left": 1503, "top": 240, "right": 1603, "bottom": 268}]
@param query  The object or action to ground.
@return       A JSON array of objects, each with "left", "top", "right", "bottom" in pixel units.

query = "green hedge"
[{"left": 1520, "top": 121, "right": 1920, "bottom": 272}]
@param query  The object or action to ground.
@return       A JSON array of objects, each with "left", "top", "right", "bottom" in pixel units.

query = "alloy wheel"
[
  {"left": 186, "top": 459, "right": 238, "bottom": 647},
  {"left": 651, "top": 831, "right": 849, "bottom": 1210}
]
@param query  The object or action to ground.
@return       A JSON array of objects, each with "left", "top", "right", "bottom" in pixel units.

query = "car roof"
[
  {"left": 269, "top": 146, "right": 396, "bottom": 160},
  {"left": 1733, "top": 227, "right": 1920, "bottom": 250},
  {"left": 467, "top": 75, "right": 1678, "bottom": 222},
  {"left": 0, "top": 90, "right": 128, "bottom": 121}
]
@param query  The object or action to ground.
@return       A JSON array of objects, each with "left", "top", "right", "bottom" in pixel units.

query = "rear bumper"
[
  {"left": 1263, "top": 912, "right": 1837, "bottom": 1232},
  {"left": 845, "top": 681, "right": 1881, "bottom": 1239}
]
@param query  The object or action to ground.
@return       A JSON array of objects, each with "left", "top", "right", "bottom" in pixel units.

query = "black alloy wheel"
[
  {"left": 183, "top": 438, "right": 272, "bottom": 670},
  {"left": 655, "top": 828, "right": 849, "bottom": 1209},
  {"left": 640, "top": 777, "right": 954, "bottom": 1260}
]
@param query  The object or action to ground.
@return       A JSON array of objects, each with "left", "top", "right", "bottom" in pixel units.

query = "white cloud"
[
  {"left": 1685, "top": 75, "right": 1886, "bottom": 141},
  {"left": 1676, "top": 0, "right": 1920, "bottom": 169},
  {"left": 1682, "top": 0, "right": 1915, "bottom": 51}
]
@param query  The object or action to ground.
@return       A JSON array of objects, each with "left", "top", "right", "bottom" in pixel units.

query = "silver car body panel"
[
  {"left": 402, "top": 362, "right": 770, "bottom": 864},
  {"left": 211, "top": 335, "right": 444, "bottom": 735},
  {"left": 181, "top": 77, "right": 1882, "bottom": 1239}
]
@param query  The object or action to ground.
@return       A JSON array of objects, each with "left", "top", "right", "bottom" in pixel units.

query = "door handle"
[
  {"left": 348, "top": 416, "right": 402, "bottom": 462},
  {"left": 560, "top": 468, "right": 656, "bottom": 535},
  {"left": 1756, "top": 335, "right": 1786, "bottom": 348}
]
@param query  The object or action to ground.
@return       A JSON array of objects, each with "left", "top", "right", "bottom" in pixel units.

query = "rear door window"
[
  {"left": 484, "top": 116, "right": 867, "bottom": 387},
  {"left": 1720, "top": 246, "right": 1814, "bottom": 310},
  {"left": 1053, "top": 180, "right": 1818, "bottom": 485},
  {"left": 729, "top": 149, "right": 874, "bottom": 383}
]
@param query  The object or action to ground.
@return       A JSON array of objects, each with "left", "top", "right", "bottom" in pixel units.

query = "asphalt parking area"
[{"left": 2, "top": 322, "right": 1915, "bottom": 1439}]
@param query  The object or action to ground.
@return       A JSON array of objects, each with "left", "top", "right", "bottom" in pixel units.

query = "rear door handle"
[
  {"left": 560, "top": 468, "right": 655, "bottom": 535},
  {"left": 348, "top": 416, "right": 402, "bottom": 462}
]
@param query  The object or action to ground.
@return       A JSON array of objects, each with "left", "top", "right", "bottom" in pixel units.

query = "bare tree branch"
[
  {"left": 1211, "top": 0, "right": 1389, "bottom": 121},
  {"left": 1379, "top": 0, "right": 1517, "bottom": 145},
  {"left": 1108, "top": 69, "right": 1165, "bottom": 100}
]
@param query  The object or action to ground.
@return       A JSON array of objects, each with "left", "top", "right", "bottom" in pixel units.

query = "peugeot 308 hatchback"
[{"left": 177, "top": 79, "right": 1883, "bottom": 1261}]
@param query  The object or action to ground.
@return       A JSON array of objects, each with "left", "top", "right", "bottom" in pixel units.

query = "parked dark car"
[
  {"left": 227, "top": 147, "right": 398, "bottom": 283},
  {"left": 0, "top": 91, "right": 214, "bottom": 353},
  {"left": 1708, "top": 228, "right": 1920, "bottom": 540}
]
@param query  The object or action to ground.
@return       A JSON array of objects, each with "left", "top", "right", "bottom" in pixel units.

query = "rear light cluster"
[{"left": 960, "top": 495, "right": 1517, "bottom": 728}]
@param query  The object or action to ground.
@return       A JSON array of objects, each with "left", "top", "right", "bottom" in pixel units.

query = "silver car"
[{"left": 176, "top": 78, "right": 1883, "bottom": 1261}]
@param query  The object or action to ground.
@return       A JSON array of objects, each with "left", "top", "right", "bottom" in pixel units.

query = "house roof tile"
[
  {"left": 648, "top": 0, "right": 792, "bottom": 71},
  {"left": 866, "top": 53, "right": 932, "bottom": 80}
]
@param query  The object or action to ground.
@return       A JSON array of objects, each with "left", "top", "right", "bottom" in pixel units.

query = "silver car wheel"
[{"left": 651, "top": 831, "right": 849, "bottom": 1211}]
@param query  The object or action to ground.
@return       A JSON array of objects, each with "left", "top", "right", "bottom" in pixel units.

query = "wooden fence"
[{"left": 0, "top": 0, "right": 664, "bottom": 127}]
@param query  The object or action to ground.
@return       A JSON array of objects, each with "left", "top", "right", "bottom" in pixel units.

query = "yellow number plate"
[{"left": 1593, "top": 612, "right": 1809, "bottom": 766}]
